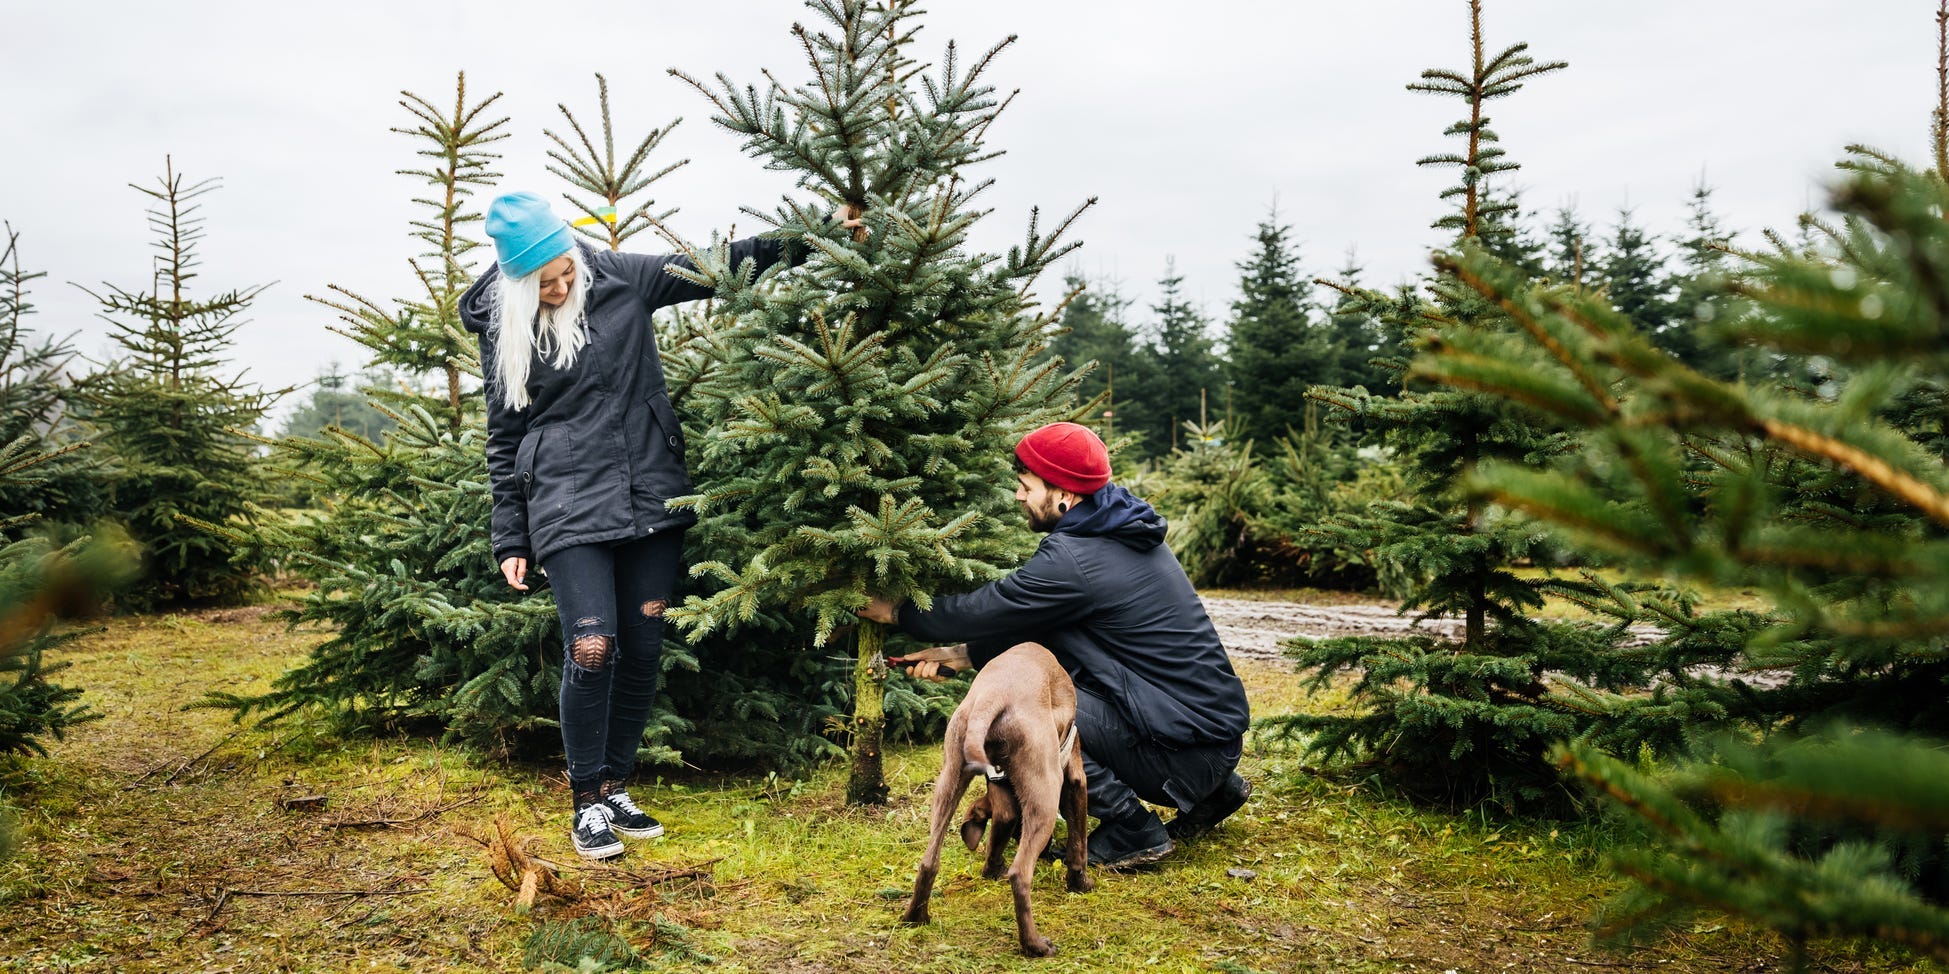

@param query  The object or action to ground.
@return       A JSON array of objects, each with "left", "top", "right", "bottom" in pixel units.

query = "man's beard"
[{"left": 1025, "top": 502, "right": 1063, "bottom": 533}]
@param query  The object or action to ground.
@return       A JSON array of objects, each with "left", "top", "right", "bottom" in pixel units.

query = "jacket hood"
[
  {"left": 1052, "top": 482, "right": 1167, "bottom": 550},
  {"left": 459, "top": 262, "right": 502, "bottom": 335}
]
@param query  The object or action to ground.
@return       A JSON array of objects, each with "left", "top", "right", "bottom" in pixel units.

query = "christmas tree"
[
  {"left": 0, "top": 224, "right": 101, "bottom": 532},
  {"left": 1259, "top": 0, "right": 1698, "bottom": 810},
  {"left": 206, "top": 77, "right": 577, "bottom": 748},
  {"left": 0, "top": 226, "right": 129, "bottom": 764},
  {"left": 75, "top": 159, "right": 277, "bottom": 610},
  {"left": 1225, "top": 210, "right": 1331, "bottom": 446},
  {"left": 1047, "top": 273, "right": 1158, "bottom": 453},
  {"left": 1139, "top": 261, "right": 1222, "bottom": 453},
  {"left": 1431, "top": 149, "right": 1949, "bottom": 958},
  {"left": 666, "top": 0, "right": 1088, "bottom": 803}
]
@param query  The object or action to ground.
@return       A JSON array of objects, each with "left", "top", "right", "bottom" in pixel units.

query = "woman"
[{"left": 461, "top": 192, "right": 843, "bottom": 859}]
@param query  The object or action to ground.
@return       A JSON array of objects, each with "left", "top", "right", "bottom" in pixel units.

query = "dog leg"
[
  {"left": 1008, "top": 773, "right": 1060, "bottom": 957},
  {"left": 904, "top": 734, "right": 975, "bottom": 926},
  {"left": 982, "top": 785, "right": 1019, "bottom": 881},
  {"left": 1061, "top": 747, "right": 1095, "bottom": 893}
]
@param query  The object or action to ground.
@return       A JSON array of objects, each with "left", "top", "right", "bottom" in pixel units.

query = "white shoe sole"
[
  {"left": 573, "top": 835, "right": 626, "bottom": 859},
  {"left": 599, "top": 804, "right": 665, "bottom": 839}
]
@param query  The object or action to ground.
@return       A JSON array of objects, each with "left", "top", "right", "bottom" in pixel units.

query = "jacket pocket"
[
  {"left": 643, "top": 394, "right": 694, "bottom": 498},
  {"left": 514, "top": 427, "right": 542, "bottom": 500},
  {"left": 520, "top": 425, "right": 576, "bottom": 527}
]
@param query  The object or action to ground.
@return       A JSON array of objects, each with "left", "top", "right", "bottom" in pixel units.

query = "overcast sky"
[{"left": 1, "top": 2, "right": 1932, "bottom": 423}]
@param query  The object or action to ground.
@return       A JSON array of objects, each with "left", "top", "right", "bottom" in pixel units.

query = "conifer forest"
[{"left": 5, "top": 2, "right": 1949, "bottom": 971}]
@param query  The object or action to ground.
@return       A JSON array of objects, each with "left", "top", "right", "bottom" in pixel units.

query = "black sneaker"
[
  {"left": 598, "top": 789, "right": 665, "bottom": 839},
  {"left": 1167, "top": 773, "right": 1252, "bottom": 843},
  {"left": 1087, "top": 813, "right": 1175, "bottom": 870},
  {"left": 572, "top": 803, "right": 626, "bottom": 860}
]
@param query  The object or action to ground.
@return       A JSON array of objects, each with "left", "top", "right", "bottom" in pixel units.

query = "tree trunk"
[{"left": 845, "top": 619, "right": 890, "bottom": 805}]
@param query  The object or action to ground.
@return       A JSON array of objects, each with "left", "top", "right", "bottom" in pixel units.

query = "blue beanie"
[{"left": 485, "top": 192, "right": 573, "bottom": 279}]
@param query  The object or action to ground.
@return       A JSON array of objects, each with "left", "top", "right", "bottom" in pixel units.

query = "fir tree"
[
  {"left": 1141, "top": 260, "right": 1222, "bottom": 453},
  {"left": 1429, "top": 153, "right": 1949, "bottom": 959},
  {"left": 546, "top": 72, "right": 685, "bottom": 251},
  {"left": 1225, "top": 210, "right": 1331, "bottom": 446},
  {"left": 667, "top": 0, "right": 1088, "bottom": 804},
  {"left": 0, "top": 224, "right": 102, "bottom": 532},
  {"left": 1663, "top": 182, "right": 1740, "bottom": 377},
  {"left": 1598, "top": 207, "right": 1673, "bottom": 337},
  {"left": 1543, "top": 204, "right": 1591, "bottom": 291},
  {"left": 0, "top": 229, "right": 134, "bottom": 760},
  {"left": 75, "top": 159, "right": 277, "bottom": 610},
  {"left": 1048, "top": 272, "right": 1160, "bottom": 454},
  {"left": 206, "top": 77, "right": 581, "bottom": 750},
  {"left": 277, "top": 365, "right": 398, "bottom": 443},
  {"left": 1270, "top": 0, "right": 1619, "bottom": 810},
  {"left": 1320, "top": 251, "right": 1394, "bottom": 394}
]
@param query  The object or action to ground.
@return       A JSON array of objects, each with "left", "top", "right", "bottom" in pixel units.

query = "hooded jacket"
[
  {"left": 896, "top": 484, "right": 1250, "bottom": 747},
  {"left": 462, "top": 236, "right": 789, "bottom": 564}
]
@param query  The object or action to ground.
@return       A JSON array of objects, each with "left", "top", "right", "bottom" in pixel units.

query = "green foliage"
[
  {"left": 1320, "top": 252, "right": 1396, "bottom": 396},
  {"left": 0, "top": 531, "right": 134, "bottom": 760},
  {"left": 277, "top": 365, "right": 398, "bottom": 444},
  {"left": 665, "top": 0, "right": 1087, "bottom": 799},
  {"left": 1136, "top": 261, "right": 1223, "bottom": 453},
  {"left": 1598, "top": 207, "right": 1673, "bottom": 340},
  {"left": 1271, "top": 1, "right": 1665, "bottom": 811},
  {"left": 1129, "top": 419, "right": 1278, "bottom": 588},
  {"left": 73, "top": 159, "right": 277, "bottom": 610},
  {"left": 546, "top": 72, "right": 685, "bottom": 250},
  {"left": 522, "top": 917, "right": 637, "bottom": 972},
  {"left": 1048, "top": 273, "right": 1160, "bottom": 455},
  {"left": 204, "top": 76, "right": 576, "bottom": 750},
  {"left": 1225, "top": 212, "right": 1331, "bottom": 447},
  {"left": 1559, "top": 731, "right": 1949, "bottom": 964},
  {"left": 0, "top": 226, "right": 104, "bottom": 532},
  {"left": 1415, "top": 150, "right": 1949, "bottom": 953},
  {"left": 1405, "top": 1, "right": 1565, "bottom": 243}
]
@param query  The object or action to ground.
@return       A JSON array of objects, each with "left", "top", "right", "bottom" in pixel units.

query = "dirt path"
[{"left": 1202, "top": 595, "right": 1668, "bottom": 664}]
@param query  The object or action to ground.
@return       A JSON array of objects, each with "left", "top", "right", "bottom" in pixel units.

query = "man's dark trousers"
[{"left": 1075, "top": 686, "right": 1242, "bottom": 827}]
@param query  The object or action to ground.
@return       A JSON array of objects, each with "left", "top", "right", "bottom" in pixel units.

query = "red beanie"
[{"left": 1015, "top": 422, "right": 1111, "bottom": 494}]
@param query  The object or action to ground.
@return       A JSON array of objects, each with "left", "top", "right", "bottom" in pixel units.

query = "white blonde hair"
[{"left": 490, "top": 246, "right": 591, "bottom": 410}]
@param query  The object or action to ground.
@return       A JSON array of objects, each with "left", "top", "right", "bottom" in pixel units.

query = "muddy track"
[{"left": 1202, "top": 596, "right": 1666, "bottom": 664}]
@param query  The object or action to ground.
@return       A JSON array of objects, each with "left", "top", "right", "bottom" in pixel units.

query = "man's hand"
[
  {"left": 500, "top": 556, "right": 529, "bottom": 592},
  {"left": 889, "top": 644, "right": 971, "bottom": 683},
  {"left": 856, "top": 595, "right": 899, "bottom": 625}
]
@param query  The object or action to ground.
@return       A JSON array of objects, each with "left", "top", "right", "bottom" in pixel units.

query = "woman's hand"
[
  {"left": 889, "top": 644, "right": 971, "bottom": 683},
  {"left": 839, "top": 203, "right": 868, "bottom": 241},
  {"left": 500, "top": 556, "right": 530, "bottom": 592}
]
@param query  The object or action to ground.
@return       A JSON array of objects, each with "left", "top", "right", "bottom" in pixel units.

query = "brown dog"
[{"left": 901, "top": 641, "right": 1094, "bottom": 957}]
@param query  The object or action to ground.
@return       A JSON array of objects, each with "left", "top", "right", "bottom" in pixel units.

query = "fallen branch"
[
  {"left": 327, "top": 793, "right": 485, "bottom": 829},
  {"left": 463, "top": 816, "right": 720, "bottom": 914}
]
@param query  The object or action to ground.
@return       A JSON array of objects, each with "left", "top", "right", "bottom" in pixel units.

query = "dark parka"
[
  {"left": 895, "top": 484, "right": 1251, "bottom": 748},
  {"left": 462, "top": 236, "right": 789, "bottom": 565}
]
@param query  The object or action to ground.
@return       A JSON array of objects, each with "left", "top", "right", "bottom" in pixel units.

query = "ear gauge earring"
[{"left": 1058, "top": 502, "right": 1069, "bottom": 514}]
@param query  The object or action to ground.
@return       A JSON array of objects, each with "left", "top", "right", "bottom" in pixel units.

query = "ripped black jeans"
[{"left": 540, "top": 531, "right": 683, "bottom": 795}]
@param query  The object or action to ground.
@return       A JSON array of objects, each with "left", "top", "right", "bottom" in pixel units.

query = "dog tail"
[{"left": 960, "top": 710, "right": 1003, "bottom": 781}]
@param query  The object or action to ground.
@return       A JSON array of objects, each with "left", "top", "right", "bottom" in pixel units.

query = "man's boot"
[
  {"left": 1167, "top": 773, "right": 1251, "bottom": 843},
  {"left": 1087, "top": 809, "right": 1174, "bottom": 870}
]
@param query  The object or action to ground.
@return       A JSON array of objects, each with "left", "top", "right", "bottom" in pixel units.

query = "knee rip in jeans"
[
  {"left": 569, "top": 618, "right": 614, "bottom": 671},
  {"left": 640, "top": 599, "right": 667, "bottom": 619}
]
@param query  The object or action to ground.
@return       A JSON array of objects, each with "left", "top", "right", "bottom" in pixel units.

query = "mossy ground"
[{"left": 0, "top": 605, "right": 1931, "bottom": 972}]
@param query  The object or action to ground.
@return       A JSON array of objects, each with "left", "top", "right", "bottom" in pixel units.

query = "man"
[{"left": 858, "top": 422, "right": 1251, "bottom": 869}]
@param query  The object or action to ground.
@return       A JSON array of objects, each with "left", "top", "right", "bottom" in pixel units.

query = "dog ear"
[
  {"left": 960, "top": 791, "right": 993, "bottom": 852},
  {"left": 960, "top": 816, "right": 988, "bottom": 853}
]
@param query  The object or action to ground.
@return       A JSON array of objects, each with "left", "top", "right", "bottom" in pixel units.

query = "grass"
[{"left": 0, "top": 605, "right": 1934, "bottom": 972}]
